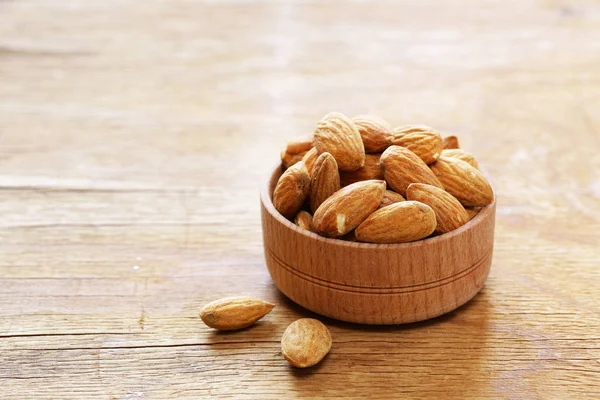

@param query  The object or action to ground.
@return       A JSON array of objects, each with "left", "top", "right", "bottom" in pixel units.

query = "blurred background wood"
[{"left": 1, "top": 0, "right": 599, "bottom": 398}]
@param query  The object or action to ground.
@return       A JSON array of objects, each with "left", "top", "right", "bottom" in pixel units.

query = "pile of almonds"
[
  {"left": 201, "top": 297, "right": 331, "bottom": 368},
  {"left": 275, "top": 112, "right": 493, "bottom": 243}
]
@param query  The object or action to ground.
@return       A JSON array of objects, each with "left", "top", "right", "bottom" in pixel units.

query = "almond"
[
  {"left": 406, "top": 183, "right": 469, "bottom": 234},
  {"left": 442, "top": 135, "right": 460, "bottom": 149},
  {"left": 380, "top": 145, "right": 443, "bottom": 196},
  {"left": 430, "top": 156, "right": 494, "bottom": 207},
  {"left": 285, "top": 134, "right": 314, "bottom": 154},
  {"left": 441, "top": 148, "right": 479, "bottom": 169},
  {"left": 310, "top": 152, "right": 341, "bottom": 212},
  {"left": 273, "top": 161, "right": 311, "bottom": 219},
  {"left": 313, "top": 180, "right": 386, "bottom": 237},
  {"left": 355, "top": 201, "right": 436, "bottom": 243},
  {"left": 314, "top": 112, "right": 365, "bottom": 171},
  {"left": 294, "top": 210, "right": 315, "bottom": 232},
  {"left": 200, "top": 297, "right": 275, "bottom": 331},
  {"left": 466, "top": 208, "right": 480, "bottom": 220},
  {"left": 281, "top": 318, "right": 332, "bottom": 368},
  {"left": 392, "top": 125, "right": 443, "bottom": 164},
  {"left": 379, "top": 190, "right": 405, "bottom": 209},
  {"left": 339, "top": 153, "right": 383, "bottom": 187},
  {"left": 281, "top": 149, "right": 307, "bottom": 169},
  {"left": 352, "top": 115, "right": 394, "bottom": 153},
  {"left": 301, "top": 147, "right": 319, "bottom": 176}
]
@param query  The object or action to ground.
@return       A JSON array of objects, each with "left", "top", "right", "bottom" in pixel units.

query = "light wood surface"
[
  {"left": 1, "top": 0, "right": 600, "bottom": 398},
  {"left": 262, "top": 165, "right": 496, "bottom": 324}
]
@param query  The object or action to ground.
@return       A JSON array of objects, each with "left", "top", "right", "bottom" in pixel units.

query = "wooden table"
[{"left": 1, "top": 1, "right": 599, "bottom": 398}]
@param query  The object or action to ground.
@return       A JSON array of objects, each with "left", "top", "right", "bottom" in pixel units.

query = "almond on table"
[
  {"left": 281, "top": 318, "right": 332, "bottom": 368},
  {"left": 200, "top": 297, "right": 275, "bottom": 331}
]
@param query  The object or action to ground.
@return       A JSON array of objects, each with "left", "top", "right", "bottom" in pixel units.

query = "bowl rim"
[{"left": 261, "top": 163, "right": 496, "bottom": 249}]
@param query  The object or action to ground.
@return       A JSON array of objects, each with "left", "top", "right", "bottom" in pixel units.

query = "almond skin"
[
  {"left": 466, "top": 208, "right": 480, "bottom": 220},
  {"left": 281, "top": 318, "right": 332, "bottom": 368},
  {"left": 281, "top": 149, "right": 307, "bottom": 169},
  {"left": 273, "top": 161, "right": 311, "bottom": 219},
  {"left": 294, "top": 210, "right": 315, "bottom": 232},
  {"left": 441, "top": 148, "right": 479, "bottom": 169},
  {"left": 200, "top": 297, "right": 275, "bottom": 331},
  {"left": 285, "top": 134, "right": 314, "bottom": 154},
  {"left": 430, "top": 156, "right": 494, "bottom": 207},
  {"left": 442, "top": 135, "right": 460, "bottom": 149},
  {"left": 301, "top": 147, "right": 319, "bottom": 176},
  {"left": 355, "top": 201, "right": 437, "bottom": 243},
  {"left": 314, "top": 112, "right": 365, "bottom": 171},
  {"left": 379, "top": 190, "right": 405, "bottom": 209},
  {"left": 339, "top": 153, "right": 383, "bottom": 187},
  {"left": 406, "top": 183, "right": 469, "bottom": 234},
  {"left": 313, "top": 180, "right": 386, "bottom": 237},
  {"left": 310, "top": 152, "right": 341, "bottom": 212},
  {"left": 352, "top": 115, "right": 394, "bottom": 153},
  {"left": 380, "top": 145, "right": 443, "bottom": 196},
  {"left": 392, "top": 125, "right": 443, "bottom": 164}
]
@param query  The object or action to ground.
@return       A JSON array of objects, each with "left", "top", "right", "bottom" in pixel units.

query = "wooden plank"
[{"left": 1, "top": 0, "right": 600, "bottom": 398}]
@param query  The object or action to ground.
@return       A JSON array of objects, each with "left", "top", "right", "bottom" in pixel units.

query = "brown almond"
[
  {"left": 339, "top": 153, "right": 383, "bottom": 187},
  {"left": 301, "top": 147, "right": 319, "bottom": 176},
  {"left": 442, "top": 135, "right": 460, "bottom": 149},
  {"left": 406, "top": 183, "right": 469, "bottom": 234},
  {"left": 466, "top": 208, "right": 480, "bottom": 220},
  {"left": 430, "top": 156, "right": 494, "bottom": 207},
  {"left": 273, "top": 161, "right": 311, "bottom": 219},
  {"left": 352, "top": 115, "right": 394, "bottom": 153},
  {"left": 379, "top": 190, "right": 405, "bottom": 209},
  {"left": 380, "top": 145, "right": 443, "bottom": 196},
  {"left": 294, "top": 210, "right": 315, "bottom": 232},
  {"left": 314, "top": 112, "right": 365, "bottom": 171},
  {"left": 310, "top": 152, "right": 341, "bottom": 212},
  {"left": 355, "top": 201, "right": 437, "bottom": 243},
  {"left": 313, "top": 180, "right": 386, "bottom": 237},
  {"left": 441, "top": 148, "right": 479, "bottom": 169},
  {"left": 392, "top": 125, "right": 443, "bottom": 164},
  {"left": 285, "top": 134, "right": 314, "bottom": 154},
  {"left": 200, "top": 297, "right": 275, "bottom": 331},
  {"left": 281, "top": 318, "right": 332, "bottom": 368},
  {"left": 281, "top": 149, "right": 307, "bottom": 169}
]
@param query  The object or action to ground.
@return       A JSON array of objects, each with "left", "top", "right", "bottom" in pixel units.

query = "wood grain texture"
[{"left": 1, "top": 0, "right": 600, "bottom": 398}]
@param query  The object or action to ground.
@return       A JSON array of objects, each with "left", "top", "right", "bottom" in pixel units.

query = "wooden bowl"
[{"left": 261, "top": 165, "right": 496, "bottom": 325}]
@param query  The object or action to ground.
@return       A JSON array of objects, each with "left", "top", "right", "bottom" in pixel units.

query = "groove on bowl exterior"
[{"left": 261, "top": 165, "right": 496, "bottom": 325}]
